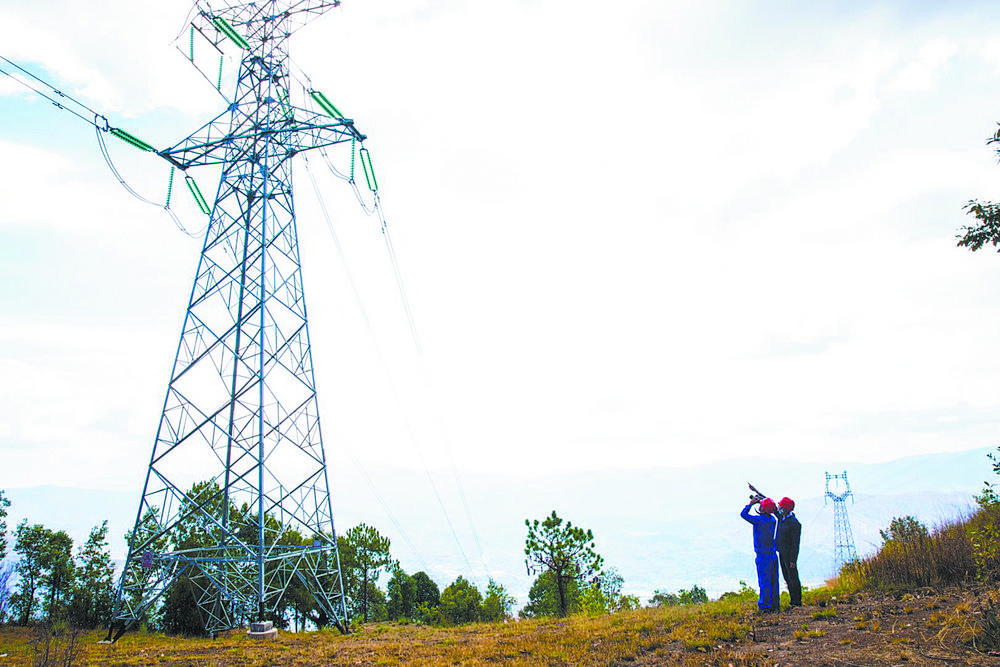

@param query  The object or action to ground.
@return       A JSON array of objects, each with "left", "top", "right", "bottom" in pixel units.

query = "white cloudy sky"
[{"left": 3, "top": 0, "right": 1000, "bottom": 505}]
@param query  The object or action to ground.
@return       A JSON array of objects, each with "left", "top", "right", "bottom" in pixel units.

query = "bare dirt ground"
[{"left": 636, "top": 585, "right": 1000, "bottom": 666}]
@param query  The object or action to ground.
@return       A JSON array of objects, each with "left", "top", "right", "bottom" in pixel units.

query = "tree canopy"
[
  {"left": 439, "top": 575, "right": 482, "bottom": 625},
  {"left": 524, "top": 510, "right": 604, "bottom": 617},
  {"left": 341, "top": 523, "right": 395, "bottom": 623},
  {"left": 386, "top": 567, "right": 417, "bottom": 621},
  {"left": 521, "top": 570, "right": 580, "bottom": 618},
  {"left": 880, "top": 516, "right": 930, "bottom": 545}
]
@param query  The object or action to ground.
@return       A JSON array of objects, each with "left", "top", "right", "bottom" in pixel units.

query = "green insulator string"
[
  {"left": 360, "top": 147, "right": 378, "bottom": 192},
  {"left": 217, "top": 55, "right": 223, "bottom": 90},
  {"left": 189, "top": 26, "right": 194, "bottom": 61},
  {"left": 212, "top": 16, "right": 249, "bottom": 50},
  {"left": 166, "top": 167, "right": 175, "bottom": 206},
  {"left": 309, "top": 90, "right": 344, "bottom": 120},
  {"left": 350, "top": 138, "right": 356, "bottom": 180},
  {"left": 109, "top": 127, "right": 155, "bottom": 152},
  {"left": 185, "top": 175, "right": 211, "bottom": 215}
]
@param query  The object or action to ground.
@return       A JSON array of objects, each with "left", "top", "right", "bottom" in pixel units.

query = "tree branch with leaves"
[
  {"left": 524, "top": 511, "right": 604, "bottom": 617},
  {"left": 958, "top": 125, "right": 1000, "bottom": 252}
]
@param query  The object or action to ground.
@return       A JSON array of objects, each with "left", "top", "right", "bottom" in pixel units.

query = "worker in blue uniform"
[{"left": 741, "top": 495, "right": 779, "bottom": 612}]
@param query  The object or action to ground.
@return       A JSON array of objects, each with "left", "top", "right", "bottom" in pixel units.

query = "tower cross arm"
[
  {"left": 157, "top": 107, "right": 365, "bottom": 170},
  {"left": 204, "top": 0, "right": 342, "bottom": 42}
]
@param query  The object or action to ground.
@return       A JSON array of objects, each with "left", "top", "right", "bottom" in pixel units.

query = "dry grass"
[
  {"left": 2, "top": 585, "right": 1000, "bottom": 666},
  {"left": 0, "top": 603, "right": 758, "bottom": 667},
  {"left": 855, "top": 503, "right": 1000, "bottom": 592},
  {"left": 6, "top": 542, "right": 1000, "bottom": 667}
]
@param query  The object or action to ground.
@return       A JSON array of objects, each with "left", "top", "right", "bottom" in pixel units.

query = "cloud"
[{"left": 3, "top": 0, "right": 1000, "bottom": 493}]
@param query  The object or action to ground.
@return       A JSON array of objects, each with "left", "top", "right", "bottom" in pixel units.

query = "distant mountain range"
[{"left": 3, "top": 445, "right": 991, "bottom": 608}]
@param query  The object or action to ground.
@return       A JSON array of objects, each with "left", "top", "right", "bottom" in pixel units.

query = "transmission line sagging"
[{"left": 304, "top": 153, "right": 490, "bottom": 583}]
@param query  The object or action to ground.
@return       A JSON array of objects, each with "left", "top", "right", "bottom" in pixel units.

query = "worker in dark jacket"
[
  {"left": 740, "top": 496, "right": 779, "bottom": 612},
  {"left": 777, "top": 496, "right": 802, "bottom": 607}
]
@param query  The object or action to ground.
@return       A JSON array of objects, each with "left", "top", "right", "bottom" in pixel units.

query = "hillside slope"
[
  {"left": 0, "top": 584, "right": 996, "bottom": 665},
  {"left": 1, "top": 446, "right": 989, "bottom": 606}
]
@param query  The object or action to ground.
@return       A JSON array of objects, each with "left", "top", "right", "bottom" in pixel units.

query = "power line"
[
  {"left": 0, "top": 54, "right": 106, "bottom": 129},
  {"left": 304, "top": 155, "right": 481, "bottom": 580},
  {"left": 2, "top": 55, "right": 205, "bottom": 239},
  {"left": 310, "top": 140, "right": 491, "bottom": 583}
]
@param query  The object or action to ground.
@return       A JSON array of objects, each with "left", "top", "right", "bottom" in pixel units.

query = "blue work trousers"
[{"left": 755, "top": 551, "right": 779, "bottom": 612}]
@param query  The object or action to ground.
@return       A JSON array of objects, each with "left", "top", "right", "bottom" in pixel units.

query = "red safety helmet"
[
  {"left": 778, "top": 497, "right": 795, "bottom": 513},
  {"left": 759, "top": 498, "right": 777, "bottom": 515}
]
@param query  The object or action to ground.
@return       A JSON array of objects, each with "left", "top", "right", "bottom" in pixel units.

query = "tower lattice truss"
[
  {"left": 111, "top": 0, "right": 362, "bottom": 638},
  {"left": 825, "top": 471, "right": 859, "bottom": 571}
]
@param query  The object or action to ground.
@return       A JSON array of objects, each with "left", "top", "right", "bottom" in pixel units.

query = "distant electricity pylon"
[
  {"left": 825, "top": 471, "right": 859, "bottom": 571},
  {"left": 108, "top": 0, "right": 366, "bottom": 640}
]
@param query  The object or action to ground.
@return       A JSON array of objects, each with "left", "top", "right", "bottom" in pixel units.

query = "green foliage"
[
  {"left": 38, "top": 529, "right": 75, "bottom": 623},
  {"left": 648, "top": 589, "right": 679, "bottom": 606},
  {"left": 852, "top": 449, "right": 1000, "bottom": 590},
  {"left": 578, "top": 567, "right": 637, "bottom": 615},
  {"left": 0, "top": 489, "right": 10, "bottom": 561},
  {"left": 959, "top": 128, "right": 1000, "bottom": 252},
  {"left": 481, "top": 579, "right": 516, "bottom": 622},
  {"left": 10, "top": 523, "right": 43, "bottom": 625},
  {"left": 120, "top": 507, "right": 168, "bottom": 631},
  {"left": 859, "top": 519, "right": 974, "bottom": 590},
  {"left": 649, "top": 584, "right": 709, "bottom": 608},
  {"left": 879, "top": 516, "right": 930, "bottom": 545},
  {"left": 968, "top": 447, "right": 1000, "bottom": 582},
  {"left": 412, "top": 571, "right": 440, "bottom": 609},
  {"left": 717, "top": 580, "right": 757, "bottom": 604},
  {"left": 157, "top": 481, "right": 231, "bottom": 636},
  {"left": 524, "top": 511, "right": 604, "bottom": 617},
  {"left": 967, "top": 500, "right": 1000, "bottom": 582},
  {"left": 958, "top": 199, "right": 1000, "bottom": 252},
  {"left": 341, "top": 523, "right": 395, "bottom": 623},
  {"left": 386, "top": 567, "right": 417, "bottom": 621},
  {"left": 11, "top": 521, "right": 75, "bottom": 625},
  {"left": 521, "top": 570, "right": 580, "bottom": 618},
  {"left": 282, "top": 542, "right": 322, "bottom": 630},
  {"left": 975, "top": 446, "right": 1000, "bottom": 507},
  {"left": 439, "top": 575, "right": 482, "bottom": 625},
  {"left": 68, "top": 521, "right": 115, "bottom": 629},
  {"left": 678, "top": 584, "right": 708, "bottom": 605},
  {"left": 361, "top": 581, "right": 388, "bottom": 623},
  {"left": 160, "top": 572, "right": 206, "bottom": 636}
]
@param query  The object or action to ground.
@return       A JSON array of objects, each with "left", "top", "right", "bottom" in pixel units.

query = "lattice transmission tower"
[
  {"left": 825, "top": 471, "right": 859, "bottom": 571},
  {"left": 107, "top": 0, "right": 368, "bottom": 640}
]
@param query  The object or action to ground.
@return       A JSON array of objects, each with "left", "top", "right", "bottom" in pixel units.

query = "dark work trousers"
[
  {"left": 755, "top": 551, "right": 779, "bottom": 612},
  {"left": 779, "top": 552, "right": 801, "bottom": 606},
  {"left": 777, "top": 513, "right": 802, "bottom": 607}
]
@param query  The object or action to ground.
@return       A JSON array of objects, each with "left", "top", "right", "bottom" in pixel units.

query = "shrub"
[
  {"left": 858, "top": 516, "right": 976, "bottom": 590},
  {"left": 716, "top": 580, "right": 756, "bottom": 604},
  {"left": 880, "top": 516, "right": 930, "bottom": 545},
  {"left": 968, "top": 500, "right": 1000, "bottom": 581}
]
